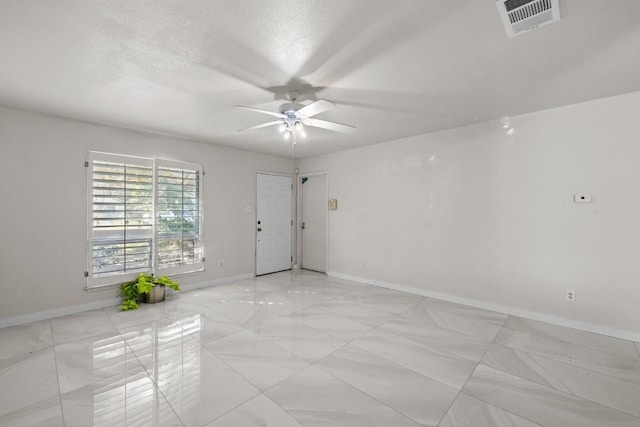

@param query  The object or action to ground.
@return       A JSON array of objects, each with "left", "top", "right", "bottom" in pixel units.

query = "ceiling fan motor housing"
[
  {"left": 279, "top": 102, "right": 305, "bottom": 128},
  {"left": 279, "top": 102, "right": 304, "bottom": 114}
]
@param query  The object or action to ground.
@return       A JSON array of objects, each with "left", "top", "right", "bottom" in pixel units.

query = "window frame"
[{"left": 86, "top": 151, "right": 204, "bottom": 289}]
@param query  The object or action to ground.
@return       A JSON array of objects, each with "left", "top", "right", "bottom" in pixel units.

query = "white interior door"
[
  {"left": 301, "top": 173, "right": 327, "bottom": 273},
  {"left": 256, "top": 173, "right": 292, "bottom": 275}
]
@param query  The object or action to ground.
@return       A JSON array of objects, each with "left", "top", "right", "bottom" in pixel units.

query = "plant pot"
[{"left": 145, "top": 285, "right": 166, "bottom": 304}]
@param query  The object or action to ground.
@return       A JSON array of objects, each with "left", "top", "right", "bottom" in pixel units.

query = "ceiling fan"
[{"left": 234, "top": 93, "right": 356, "bottom": 142}]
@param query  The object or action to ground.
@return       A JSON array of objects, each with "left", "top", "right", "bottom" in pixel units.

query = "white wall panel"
[
  {"left": 296, "top": 91, "right": 640, "bottom": 335},
  {"left": 0, "top": 107, "right": 292, "bottom": 320}
]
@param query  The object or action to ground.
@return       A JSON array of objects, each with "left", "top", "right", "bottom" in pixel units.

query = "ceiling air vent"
[{"left": 496, "top": 0, "right": 560, "bottom": 37}]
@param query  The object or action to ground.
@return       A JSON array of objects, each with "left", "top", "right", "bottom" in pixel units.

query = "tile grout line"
[
  {"left": 308, "top": 305, "right": 461, "bottom": 425},
  {"left": 118, "top": 311, "right": 187, "bottom": 427},
  {"left": 208, "top": 390, "right": 306, "bottom": 427},
  {"left": 482, "top": 342, "right": 640, "bottom": 420},
  {"left": 496, "top": 339, "right": 640, "bottom": 389},
  {"left": 254, "top": 276, "right": 362, "bottom": 426},
  {"left": 496, "top": 325, "right": 640, "bottom": 388},
  {"left": 461, "top": 315, "right": 640, "bottom": 424},
  {"left": 195, "top": 277, "right": 312, "bottom": 426},
  {"left": 434, "top": 314, "right": 545, "bottom": 427},
  {"left": 203, "top": 294, "right": 314, "bottom": 425},
  {"left": 48, "top": 319, "right": 67, "bottom": 427},
  {"left": 246, "top": 274, "right": 423, "bottom": 425},
  {"left": 259, "top": 393, "right": 305, "bottom": 427},
  {"left": 201, "top": 392, "right": 263, "bottom": 426},
  {"left": 503, "top": 318, "right": 640, "bottom": 362},
  {"left": 348, "top": 324, "right": 483, "bottom": 392},
  {"left": 311, "top": 358, "right": 429, "bottom": 426},
  {"left": 465, "top": 359, "right": 640, "bottom": 424}
]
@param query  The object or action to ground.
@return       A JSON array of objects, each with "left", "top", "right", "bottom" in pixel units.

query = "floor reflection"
[{"left": 91, "top": 315, "right": 202, "bottom": 425}]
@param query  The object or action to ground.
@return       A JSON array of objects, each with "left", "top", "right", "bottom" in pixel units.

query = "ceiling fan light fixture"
[{"left": 235, "top": 98, "right": 356, "bottom": 139}]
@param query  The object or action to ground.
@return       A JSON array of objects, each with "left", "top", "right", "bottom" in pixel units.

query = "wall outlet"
[
  {"left": 218, "top": 260, "right": 223, "bottom": 268},
  {"left": 566, "top": 289, "right": 576, "bottom": 302},
  {"left": 573, "top": 193, "right": 592, "bottom": 203}
]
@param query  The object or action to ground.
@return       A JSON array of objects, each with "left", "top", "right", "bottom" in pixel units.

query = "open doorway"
[{"left": 300, "top": 172, "right": 327, "bottom": 273}]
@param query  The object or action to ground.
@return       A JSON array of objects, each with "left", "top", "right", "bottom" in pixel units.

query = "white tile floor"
[{"left": 1, "top": 270, "right": 639, "bottom": 426}]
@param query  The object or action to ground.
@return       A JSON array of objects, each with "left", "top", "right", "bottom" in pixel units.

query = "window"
[
  {"left": 87, "top": 152, "right": 204, "bottom": 288},
  {"left": 156, "top": 159, "right": 203, "bottom": 275}
]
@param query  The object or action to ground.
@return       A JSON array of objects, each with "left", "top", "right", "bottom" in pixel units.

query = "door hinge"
[
  {"left": 84, "top": 271, "right": 89, "bottom": 278},
  {"left": 84, "top": 161, "right": 89, "bottom": 167},
  {"left": 291, "top": 256, "right": 293, "bottom": 262},
  {"left": 291, "top": 220, "right": 293, "bottom": 226}
]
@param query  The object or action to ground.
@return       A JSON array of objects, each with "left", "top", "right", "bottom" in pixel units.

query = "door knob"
[
  {"left": 301, "top": 222, "right": 305, "bottom": 230},
  {"left": 257, "top": 227, "right": 262, "bottom": 232}
]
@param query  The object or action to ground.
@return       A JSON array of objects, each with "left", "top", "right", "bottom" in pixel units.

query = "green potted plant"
[{"left": 119, "top": 273, "right": 181, "bottom": 311}]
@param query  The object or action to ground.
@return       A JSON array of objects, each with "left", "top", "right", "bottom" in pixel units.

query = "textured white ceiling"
[{"left": 1, "top": 0, "right": 639, "bottom": 158}]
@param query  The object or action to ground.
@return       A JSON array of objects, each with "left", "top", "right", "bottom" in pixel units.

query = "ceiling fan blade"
[
  {"left": 303, "top": 118, "right": 356, "bottom": 134},
  {"left": 233, "top": 105, "right": 286, "bottom": 119},
  {"left": 237, "top": 120, "right": 283, "bottom": 132},
  {"left": 295, "top": 99, "right": 336, "bottom": 118}
]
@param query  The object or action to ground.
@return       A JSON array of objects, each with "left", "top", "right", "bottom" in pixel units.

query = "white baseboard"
[
  {"left": 0, "top": 272, "right": 255, "bottom": 329},
  {"left": 327, "top": 271, "right": 640, "bottom": 343},
  {"left": 0, "top": 298, "right": 122, "bottom": 329},
  {"left": 177, "top": 273, "right": 255, "bottom": 293}
]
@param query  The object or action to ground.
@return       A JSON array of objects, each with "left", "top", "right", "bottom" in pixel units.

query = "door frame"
[
  {"left": 255, "top": 171, "right": 294, "bottom": 276},
  {"left": 296, "top": 170, "right": 329, "bottom": 273}
]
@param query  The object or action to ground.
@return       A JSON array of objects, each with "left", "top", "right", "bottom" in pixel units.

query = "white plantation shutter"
[
  {"left": 156, "top": 160, "right": 204, "bottom": 275},
  {"left": 87, "top": 152, "right": 203, "bottom": 288}
]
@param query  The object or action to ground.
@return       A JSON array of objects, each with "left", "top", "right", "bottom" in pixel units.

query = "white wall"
[
  {"left": 0, "top": 106, "right": 292, "bottom": 322},
  {"left": 296, "top": 90, "right": 640, "bottom": 338}
]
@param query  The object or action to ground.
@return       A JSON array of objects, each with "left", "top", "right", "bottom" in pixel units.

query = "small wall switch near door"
[
  {"left": 566, "top": 290, "right": 576, "bottom": 302},
  {"left": 573, "top": 193, "right": 592, "bottom": 203}
]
